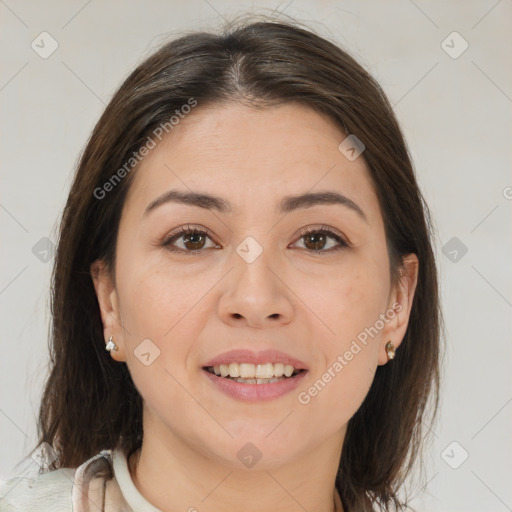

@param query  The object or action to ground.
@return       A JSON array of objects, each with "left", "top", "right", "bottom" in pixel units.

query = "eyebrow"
[
  {"left": 144, "top": 189, "right": 367, "bottom": 222},
  {"left": 280, "top": 191, "right": 367, "bottom": 222}
]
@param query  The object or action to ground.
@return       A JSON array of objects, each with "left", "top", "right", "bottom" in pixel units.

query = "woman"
[{"left": 0, "top": 16, "right": 441, "bottom": 512}]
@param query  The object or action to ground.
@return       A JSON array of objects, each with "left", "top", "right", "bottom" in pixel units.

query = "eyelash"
[{"left": 161, "top": 225, "right": 350, "bottom": 255}]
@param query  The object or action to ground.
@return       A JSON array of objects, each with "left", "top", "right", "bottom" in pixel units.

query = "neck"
[{"left": 129, "top": 421, "right": 345, "bottom": 512}]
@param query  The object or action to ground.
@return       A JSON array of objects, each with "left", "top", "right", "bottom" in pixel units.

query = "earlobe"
[{"left": 90, "top": 259, "right": 125, "bottom": 361}]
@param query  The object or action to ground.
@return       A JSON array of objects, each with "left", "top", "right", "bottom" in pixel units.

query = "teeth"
[
  {"left": 274, "top": 363, "right": 284, "bottom": 377},
  {"left": 256, "top": 363, "right": 273, "bottom": 379},
  {"left": 239, "top": 363, "right": 254, "bottom": 378},
  {"left": 229, "top": 363, "right": 239, "bottom": 378},
  {"left": 209, "top": 363, "right": 300, "bottom": 379},
  {"left": 234, "top": 377, "right": 285, "bottom": 384}
]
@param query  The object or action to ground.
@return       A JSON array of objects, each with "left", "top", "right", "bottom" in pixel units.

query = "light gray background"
[{"left": 1, "top": 1, "right": 511, "bottom": 511}]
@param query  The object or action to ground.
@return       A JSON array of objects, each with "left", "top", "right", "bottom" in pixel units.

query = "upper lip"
[{"left": 202, "top": 349, "right": 308, "bottom": 370}]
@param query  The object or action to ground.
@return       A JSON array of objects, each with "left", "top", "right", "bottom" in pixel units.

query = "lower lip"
[{"left": 202, "top": 369, "right": 308, "bottom": 401}]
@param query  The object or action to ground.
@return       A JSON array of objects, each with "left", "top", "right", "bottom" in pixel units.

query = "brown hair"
[{"left": 30, "top": 16, "right": 442, "bottom": 512}]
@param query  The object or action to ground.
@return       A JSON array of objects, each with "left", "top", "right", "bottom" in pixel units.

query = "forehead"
[{"left": 124, "top": 102, "right": 380, "bottom": 222}]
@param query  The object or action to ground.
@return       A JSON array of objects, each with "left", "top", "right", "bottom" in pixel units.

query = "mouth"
[
  {"left": 201, "top": 349, "right": 309, "bottom": 401},
  {"left": 201, "top": 358, "right": 308, "bottom": 401},
  {"left": 203, "top": 362, "right": 306, "bottom": 384}
]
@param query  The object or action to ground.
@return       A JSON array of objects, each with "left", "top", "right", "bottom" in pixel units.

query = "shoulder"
[
  {"left": 0, "top": 450, "right": 115, "bottom": 512},
  {"left": 0, "top": 467, "right": 75, "bottom": 511}
]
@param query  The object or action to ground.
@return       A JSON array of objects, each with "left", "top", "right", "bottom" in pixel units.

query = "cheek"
[
  {"left": 296, "top": 283, "right": 382, "bottom": 432},
  {"left": 114, "top": 257, "right": 225, "bottom": 384},
  {"left": 116, "top": 256, "right": 206, "bottom": 338},
  {"left": 297, "top": 251, "right": 389, "bottom": 428},
  {"left": 114, "top": 265, "right": 208, "bottom": 418},
  {"left": 301, "top": 256, "right": 390, "bottom": 348},
  {"left": 296, "top": 349, "right": 376, "bottom": 439}
]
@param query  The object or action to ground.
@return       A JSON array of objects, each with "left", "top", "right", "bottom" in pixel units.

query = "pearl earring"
[
  {"left": 385, "top": 341, "right": 396, "bottom": 360},
  {"left": 105, "top": 336, "right": 118, "bottom": 352}
]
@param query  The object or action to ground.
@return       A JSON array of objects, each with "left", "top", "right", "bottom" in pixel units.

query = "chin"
[{"left": 199, "top": 430, "right": 307, "bottom": 471}]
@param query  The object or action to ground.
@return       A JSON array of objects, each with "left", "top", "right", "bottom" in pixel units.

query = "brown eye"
[
  {"left": 162, "top": 226, "right": 219, "bottom": 253},
  {"left": 293, "top": 227, "right": 349, "bottom": 253},
  {"left": 182, "top": 232, "right": 207, "bottom": 250},
  {"left": 303, "top": 232, "right": 328, "bottom": 251}
]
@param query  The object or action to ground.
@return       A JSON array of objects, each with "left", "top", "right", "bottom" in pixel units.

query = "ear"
[
  {"left": 90, "top": 259, "right": 126, "bottom": 362},
  {"left": 378, "top": 253, "right": 419, "bottom": 365}
]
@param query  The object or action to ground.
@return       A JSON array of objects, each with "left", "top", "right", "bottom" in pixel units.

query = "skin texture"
[{"left": 91, "top": 102, "right": 418, "bottom": 512}]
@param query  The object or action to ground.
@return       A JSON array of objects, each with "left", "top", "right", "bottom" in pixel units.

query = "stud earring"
[
  {"left": 105, "top": 336, "right": 118, "bottom": 352},
  {"left": 385, "top": 341, "right": 396, "bottom": 360}
]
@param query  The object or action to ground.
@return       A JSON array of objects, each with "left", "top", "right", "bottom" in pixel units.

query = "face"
[{"left": 92, "top": 102, "right": 417, "bottom": 469}]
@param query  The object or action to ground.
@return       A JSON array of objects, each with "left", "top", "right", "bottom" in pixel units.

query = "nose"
[{"left": 217, "top": 254, "right": 294, "bottom": 329}]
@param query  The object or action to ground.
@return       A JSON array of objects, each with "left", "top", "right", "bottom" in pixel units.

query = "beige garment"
[
  {"left": 0, "top": 449, "right": 160, "bottom": 512},
  {"left": 71, "top": 450, "right": 132, "bottom": 511}
]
